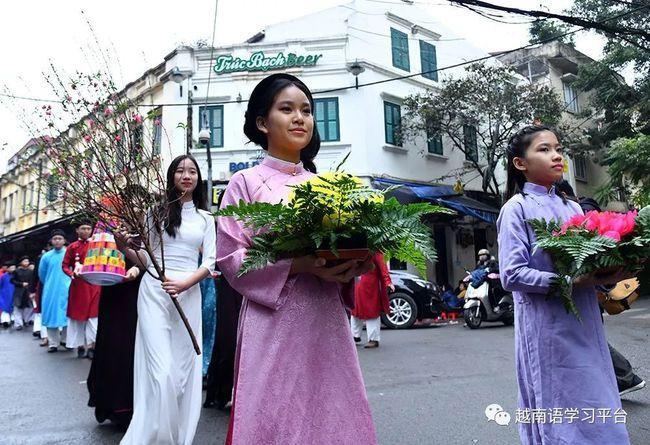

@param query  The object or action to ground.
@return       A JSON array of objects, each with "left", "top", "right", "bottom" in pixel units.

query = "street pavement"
[{"left": 1, "top": 297, "right": 648, "bottom": 445}]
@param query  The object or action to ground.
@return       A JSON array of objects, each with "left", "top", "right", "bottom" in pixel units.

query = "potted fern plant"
[{"left": 218, "top": 169, "right": 453, "bottom": 277}]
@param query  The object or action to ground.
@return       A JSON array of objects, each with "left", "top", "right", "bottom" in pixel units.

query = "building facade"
[
  {"left": 496, "top": 41, "right": 627, "bottom": 211},
  {"left": 2, "top": 0, "right": 502, "bottom": 284}
]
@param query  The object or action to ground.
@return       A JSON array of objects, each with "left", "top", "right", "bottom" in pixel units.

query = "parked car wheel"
[{"left": 382, "top": 293, "right": 418, "bottom": 329}]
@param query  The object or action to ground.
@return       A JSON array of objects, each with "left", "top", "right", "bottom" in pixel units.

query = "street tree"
[{"left": 401, "top": 62, "right": 564, "bottom": 197}]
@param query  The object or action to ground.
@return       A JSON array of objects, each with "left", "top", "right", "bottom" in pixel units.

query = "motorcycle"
[{"left": 462, "top": 270, "right": 514, "bottom": 329}]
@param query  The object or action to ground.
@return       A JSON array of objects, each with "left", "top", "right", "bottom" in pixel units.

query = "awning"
[
  {"left": 437, "top": 195, "right": 498, "bottom": 224},
  {"left": 0, "top": 213, "right": 78, "bottom": 257},
  {"left": 372, "top": 178, "right": 499, "bottom": 224}
]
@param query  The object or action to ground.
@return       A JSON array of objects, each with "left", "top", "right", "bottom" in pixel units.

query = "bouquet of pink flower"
[{"left": 528, "top": 206, "right": 650, "bottom": 319}]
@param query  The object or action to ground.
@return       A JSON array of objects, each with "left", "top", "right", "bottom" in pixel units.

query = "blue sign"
[{"left": 229, "top": 161, "right": 259, "bottom": 173}]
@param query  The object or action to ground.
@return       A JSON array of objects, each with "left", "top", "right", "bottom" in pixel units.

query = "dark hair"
[
  {"left": 74, "top": 219, "right": 94, "bottom": 229},
  {"left": 50, "top": 229, "right": 66, "bottom": 239},
  {"left": 18, "top": 256, "right": 30, "bottom": 263},
  {"left": 243, "top": 74, "right": 320, "bottom": 173},
  {"left": 164, "top": 155, "right": 207, "bottom": 238},
  {"left": 554, "top": 179, "right": 575, "bottom": 199},
  {"left": 505, "top": 125, "right": 565, "bottom": 201}
]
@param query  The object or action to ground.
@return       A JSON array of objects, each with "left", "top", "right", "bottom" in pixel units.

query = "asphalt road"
[{"left": 1, "top": 298, "right": 648, "bottom": 444}]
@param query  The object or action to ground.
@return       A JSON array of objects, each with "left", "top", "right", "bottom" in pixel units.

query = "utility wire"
[{"left": 0, "top": 3, "right": 644, "bottom": 108}]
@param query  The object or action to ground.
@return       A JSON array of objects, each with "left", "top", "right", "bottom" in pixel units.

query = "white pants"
[
  {"left": 0, "top": 311, "right": 11, "bottom": 324},
  {"left": 47, "top": 326, "right": 67, "bottom": 347},
  {"left": 121, "top": 270, "right": 202, "bottom": 445},
  {"left": 33, "top": 313, "right": 41, "bottom": 332},
  {"left": 350, "top": 316, "right": 381, "bottom": 342},
  {"left": 33, "top": 314, "right": 47, "bottom": 338},
  {"left": 66, "top": 318, "right": 98, "bottom": 348},
  {"left": 13, "top": 306, "right": 33, "bottom": 328}
]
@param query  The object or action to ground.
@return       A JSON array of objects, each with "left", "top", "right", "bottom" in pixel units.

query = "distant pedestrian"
[
  {"left": 11, "top": 256, "right": 34, "bottom": 330},
  {"left": 0, "top": 262, "right": 16, "bottom": 327},
  {"left": 351, "top": 252, "right": 394, "bottom": 348},
  {"left": 39, "top": 230, "right": 71, "bottom": 353}
]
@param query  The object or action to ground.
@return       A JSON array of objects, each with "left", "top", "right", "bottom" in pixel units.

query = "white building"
[
  {"left": 2, "top": 0, "right": 500, "bottom": 285},
  {"left": 149, "top": 0, "right": 497, "bottom": 284}
]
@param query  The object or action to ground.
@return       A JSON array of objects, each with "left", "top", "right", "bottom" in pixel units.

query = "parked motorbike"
[{"left": 462, "top": 270, "right": 514, "bottom": 329}]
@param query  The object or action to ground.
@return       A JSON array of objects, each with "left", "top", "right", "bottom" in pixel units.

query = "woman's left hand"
[{"left": 162, "top": 278, "right": 190, "bottom": 298}]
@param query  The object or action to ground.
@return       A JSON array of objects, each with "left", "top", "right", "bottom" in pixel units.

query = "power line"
[
  {"left": 1, "top": 3, "right": 645, "bottom": 108},
  {"left": 348, "top": 25, "right": 465, "bottom": 42},
  {"left": 203, "top": 0, "right": 220, "bottom": 113}
]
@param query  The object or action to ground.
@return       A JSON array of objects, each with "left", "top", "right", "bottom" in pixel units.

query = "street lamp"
[
  {"left": 198, "top": 126, "right": 214, "bottom": 211},
  {"left": 162, "top": 67, "right": 194, "bottom": 153},
  {"left": 346, "top": 60, "right": 365, "bottom": 89}
]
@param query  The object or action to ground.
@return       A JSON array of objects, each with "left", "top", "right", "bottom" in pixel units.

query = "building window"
[
  {"left": 314, "top": 98, "right": 340, "bottom": 142},
  {"left": 28, "top": 182, "right": 35, "bottom": 210},
  {"left": 115, "top": 133, "right": 127, "bottom": 173},
  {"left": 427, "top": 127, "right": 443, "bottom": 155},
  {"left": 130, "top": 124, "right": 143, "bottom": 151},
  {"left": 391, "top": 28, "right": 410, "bottom": 71},
  {"left": 21, "top": 187, "right": 27, "bottom": 213},
  {"left": 574, "top": 155, "right": 587, "bottom": 181},
  {"left": 463, "top": 125, "right": 478, "bottom": 162},
  {"left": 384, "top": 101, "right": 402, "bottom": 146},
  {"left": 199, "top": 106, "right": 224, "bottom": 148},
  {"left": 153, "top": 108, "right": 163, "bottom": 155},
  {"left": 46, "top": 176, "right": 59, "bottom": 203},
  {"left": 563, "top": 82, "right": 579, "bottom": 113},
  {"left": 419, "top": 40, "right": 438, "bottom": 81}
]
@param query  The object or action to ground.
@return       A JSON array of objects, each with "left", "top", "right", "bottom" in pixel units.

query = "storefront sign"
[
  {"left": 229, "top": 161, "right": 259, "bottom": 172},
  {"left": 214, "top": 51, "right": 323, "bottom": 75}
]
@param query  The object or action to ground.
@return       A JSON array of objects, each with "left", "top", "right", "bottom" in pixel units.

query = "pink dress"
[{"left": 217, "top": 155, "right": 377, "bottom": 444}]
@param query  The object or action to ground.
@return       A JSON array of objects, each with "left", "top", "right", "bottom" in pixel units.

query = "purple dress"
[
  {"left": 497, "top": 182, "right": 629, "bottom": 444},
  {"left": 217, "top": 155, "right": 377, "bottom": 444}
]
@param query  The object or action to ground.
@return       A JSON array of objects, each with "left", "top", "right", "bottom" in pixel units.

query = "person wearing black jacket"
[
  {"left": 203, "top": 267, "right": 242, "bottom": 410},
  {"left": 11, "top": 256, "right": 34, "bottom": 330},
  {"left": 555, "top": 180, "right": 646, "bottom": 397}
]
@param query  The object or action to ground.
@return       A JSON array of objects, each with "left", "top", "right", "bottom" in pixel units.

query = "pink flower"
[
  {"left": 596, "top": 210, "right": 637, "bottom": 239},
  {"left": 104, "top": 108, "right": 113, "bottom": 117},
  {"left": 133, "top": 114, "right": 143, "bottom": 124},
  {"left": 560, "top": 209, "right": 637, "bottom": 242},
  {"left": 601, "top": 231, "right": 621, "bottom": 242},
  {"left": 115, "top": 135, "right": 121, "bottom": 142},
  {"left": 560, "top": 214, "right": 588, "bottom": 234},
  {"left": 83, "top": 135, "right": 92, "bottom": 142},
  {"left": 86, "top": 119, "right": 95, "bottom": 128},
  {"left": 154, "top": 118, "right": 161, "bottom": 126}
]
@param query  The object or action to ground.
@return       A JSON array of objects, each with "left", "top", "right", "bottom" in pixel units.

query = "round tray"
[{"left": 79, "top": 271, "right": 126, "bottom": 286}]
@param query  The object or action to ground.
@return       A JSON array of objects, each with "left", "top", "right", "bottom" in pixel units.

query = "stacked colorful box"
[{"left": 81, "top": 231, "right": 127, "bottom": 276}]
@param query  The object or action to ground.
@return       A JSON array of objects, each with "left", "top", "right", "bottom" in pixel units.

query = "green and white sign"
[{"left": 213, "top": 51, "right": 323, "bottom": 75}]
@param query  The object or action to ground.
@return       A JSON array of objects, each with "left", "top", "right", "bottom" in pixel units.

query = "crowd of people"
[
  {"left": 0, "top": 224, "right": 99, "bottom": 356},
  {"left": 1, "top": 72, "right": 646, "bottom": 445}
]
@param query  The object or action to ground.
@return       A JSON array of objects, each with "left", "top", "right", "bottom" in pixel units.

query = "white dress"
[{"left": 121, "top": 201, "right": 216, "bottom": 445}]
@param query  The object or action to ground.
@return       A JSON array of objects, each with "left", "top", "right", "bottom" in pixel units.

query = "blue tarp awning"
[
  {"left": 372, "top": 178, "right": 499, "bottom": 224},
  {"left": 437, "top": 196, "right": 498, "bottom": 224}
]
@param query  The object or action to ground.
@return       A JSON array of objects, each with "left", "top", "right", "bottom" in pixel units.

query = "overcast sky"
[{"left": 1, "top": 0, "right": 604, "bottom": 170}]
